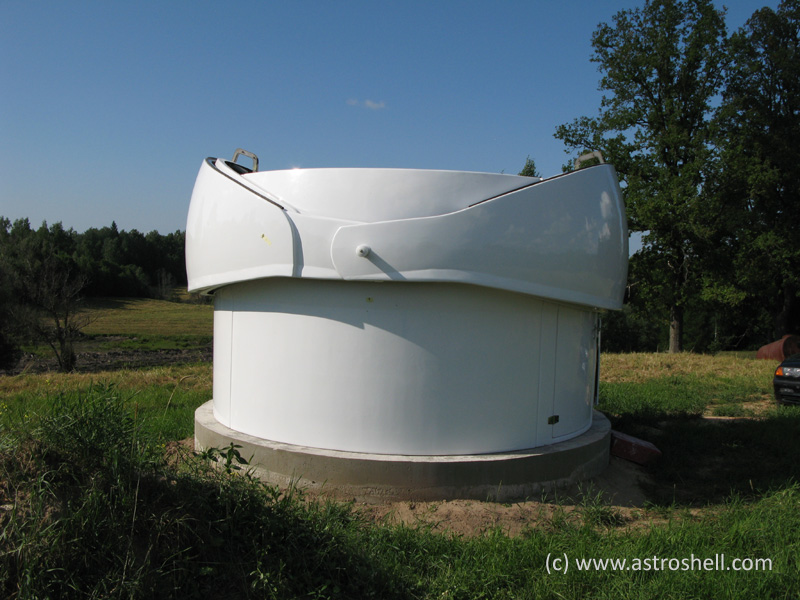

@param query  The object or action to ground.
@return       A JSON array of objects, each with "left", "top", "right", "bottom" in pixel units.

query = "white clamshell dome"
[{"left": 187, "top": 155, "right": 628, "bottom": 456}]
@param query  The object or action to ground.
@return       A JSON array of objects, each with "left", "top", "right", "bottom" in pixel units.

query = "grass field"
[
  {"left": 600, "top": 351, "right": 776, "bottom": 419},
  {"left": 1, "top": 299, "right": 798, "bottom": 599},
  {"left": 82, "top": 296, "right": 213, "bottom": 337},
  {"left": 15, "top": 296, "right": 214, "bottom": 363},
  {"left": 74, "top": 296, "right": 214, "bottom": 356}
]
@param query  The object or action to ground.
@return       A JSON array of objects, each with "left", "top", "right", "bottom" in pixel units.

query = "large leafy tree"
[
  {"left": 555, "top": 0, "right": 727, "bottom": 352},
  {"left": 717, "top": 0, "right": 800, "bottom": 339},
  {"left": 0, "top": 218, "right": 89, "bottom": 372}
]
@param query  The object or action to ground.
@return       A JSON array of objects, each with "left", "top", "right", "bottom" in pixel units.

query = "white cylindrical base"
[{"left": 212, "top": 278, "right": 598, "bottom": 456}]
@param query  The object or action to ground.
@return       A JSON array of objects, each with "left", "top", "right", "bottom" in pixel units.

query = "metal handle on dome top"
[
  {"left": 232, "top": 148, "right": 259, "bottom": 172},
  {"left": 574, "top": 150, "right": 604, "bottom": 170}
]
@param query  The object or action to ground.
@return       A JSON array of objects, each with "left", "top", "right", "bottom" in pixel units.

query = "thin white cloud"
[{"left": 346, "top": 98, "right": 387, "bottom": 110}]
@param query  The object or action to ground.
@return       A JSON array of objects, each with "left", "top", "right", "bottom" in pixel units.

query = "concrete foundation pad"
[{"left": 194, "top": 401, "right": 611, "bottom": 502}]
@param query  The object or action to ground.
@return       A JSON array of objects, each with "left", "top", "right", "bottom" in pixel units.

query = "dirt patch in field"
[
  {"left": 351, "top": 457, "right": 660, "bottom": 537},
  {"left": 165, "top": 437, "right": 198, "bottom": 468},
  {"left": 4, "top": 346, "right": 212, "bottom": 376}
]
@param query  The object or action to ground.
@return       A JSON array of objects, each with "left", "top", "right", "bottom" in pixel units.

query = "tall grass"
[
  {"left": 2, "top": 385, "right": 797, "bottom": 598},
  {"left": 0, "top": 366, "right": 211, "bottom": 442},
  {"left": 0, "top": 386, "right": 406, "bottom": 599},
  {"left": 0, "top": 388, "right": 800, "bottom": 599},
  {"left": 1, "top": 354, "right": 798, "bottom": 598}
]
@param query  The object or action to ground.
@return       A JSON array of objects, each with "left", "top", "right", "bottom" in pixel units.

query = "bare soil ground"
[
  {"left": 5, "top": 345, "right": 212, "bottom": 376},
  {"left": 353, "top": 456, "right": 659, "bottom": 537}
]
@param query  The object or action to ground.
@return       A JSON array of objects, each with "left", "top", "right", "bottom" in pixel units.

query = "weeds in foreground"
[
  {"left": 0, "top": 386, "right": 407, "bottom": 599},
  {"left": 1, "top": 379, "right": 799, "bottom": 599},
  {"left": 195, "top": 442, "right": 249, "bottom": 475},
  {"left": 576, "top": 485, "right": 628, "bottom": 529}
]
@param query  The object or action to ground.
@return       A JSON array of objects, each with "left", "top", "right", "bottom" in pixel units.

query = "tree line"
[
  {"left": 2, "top": 0, "right": 798, "bottom": 368},
  {"left": 551, "top": 0, "right": 799, "bottom": 353},
  {"left": 0, "top": 217, "right": 187, "bottom": 370}
]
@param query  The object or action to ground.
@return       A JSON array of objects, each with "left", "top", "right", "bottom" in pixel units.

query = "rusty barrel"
[{"left": 757, "top": 335, "right": 800, "bottom": 361}]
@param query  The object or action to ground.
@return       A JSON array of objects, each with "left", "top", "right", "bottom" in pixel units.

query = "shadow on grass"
[
  {"left": 81, "top": 297, "right": 141, "bottom": 311},
  {"left": 0, "top": 389, "right": 415, "bottom": 600},
  {"left": 608, "top": 408, "right": 800, "bottom": 507}
]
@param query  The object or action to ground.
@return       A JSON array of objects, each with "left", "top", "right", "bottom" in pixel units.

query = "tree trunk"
[
  {"left": 58, "top": 337, "right": 76, "bottom": 372},
  {"left": 775, "top": 283, "right": 797, "bottom": 339},
  {"left": 669, "top": 304, "right": 683, "bottom": 353}
]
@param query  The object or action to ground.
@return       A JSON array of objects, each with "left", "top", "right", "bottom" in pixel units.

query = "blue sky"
[{"left": 0, "top": 0, "right": 778, "bottom": 236}]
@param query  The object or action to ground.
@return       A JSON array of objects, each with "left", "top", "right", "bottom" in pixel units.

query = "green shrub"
[{"left": 0, "top": 386, "right": 408, "bottom": 599}]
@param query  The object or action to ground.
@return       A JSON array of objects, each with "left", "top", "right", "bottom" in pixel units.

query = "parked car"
[{"left": 774, "top": 353, "right": 800, "bottom": 405}]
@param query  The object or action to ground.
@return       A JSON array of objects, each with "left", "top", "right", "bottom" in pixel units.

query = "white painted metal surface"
[
  {"left": 186, "top": 159, "right": 628, "bottom": 309},
  {"left": 212, "top": 278, "right": 597, "bottom": 455},
  {"left": 186, "top": 156, "right": 628, "bottom": 455}
]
